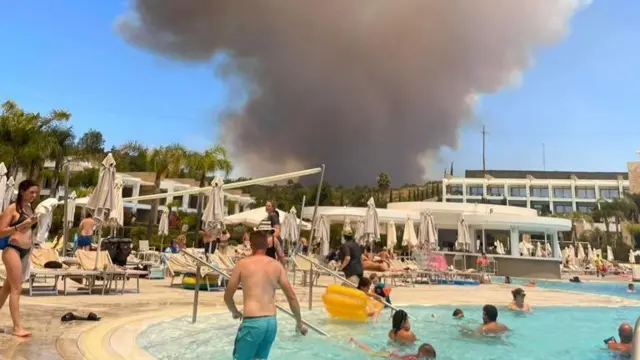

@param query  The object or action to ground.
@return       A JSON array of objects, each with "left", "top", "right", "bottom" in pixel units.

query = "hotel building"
[{"left": 442, "top": 170, "right": 630, "bottom": 215}]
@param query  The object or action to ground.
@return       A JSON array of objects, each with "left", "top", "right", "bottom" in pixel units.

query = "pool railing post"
[
  {"left": 308, "top": 164, "right": 325, "bottom": 311},
  {"left": 180, "top": 250, "right": 331, "bottom": 337},
  {"left": 292, "top": 196, "right": 306, "bottom": 286},
  {"left": 192, "top": 264, "right": 201, "bottom": 324}
]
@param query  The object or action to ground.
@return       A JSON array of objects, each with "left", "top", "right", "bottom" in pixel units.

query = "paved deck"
[{"left": 1, "top": 276, "right": 638, "bottom": 359}]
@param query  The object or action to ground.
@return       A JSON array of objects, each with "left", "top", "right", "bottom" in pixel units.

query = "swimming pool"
[
  {"left": 494, "top": 276, "right": 640, "bottom": 300},
  {"left": 137, "top": 305, "right": 639, "bottom": 359}
]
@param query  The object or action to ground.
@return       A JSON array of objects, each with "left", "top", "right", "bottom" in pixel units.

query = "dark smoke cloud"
[{"left": 116, "top": 1, "right": 587, "bottom": 186}]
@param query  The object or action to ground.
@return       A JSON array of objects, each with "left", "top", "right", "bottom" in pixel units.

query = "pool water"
[
  {"left": 138, "top": 305, "right": 639, "bottom": 359},
  {"left": 494, "top": 276, "right": 640, "bottom": 300}
]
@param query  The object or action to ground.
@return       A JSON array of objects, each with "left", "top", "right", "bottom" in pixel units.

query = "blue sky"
[{"left": 1, "top": 1, "right": 639, "bottom": 178}]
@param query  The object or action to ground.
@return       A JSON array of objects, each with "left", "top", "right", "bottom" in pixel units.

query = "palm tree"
[
  {"left": 0, "top": 100, "right": 71, "bottom": 178},
  {"left": 47, "top": 125, "right": 76, "bottom": 196},
  {"left": 593, "top": 200, "right": 614, "bottom": 243},
  {"left": 146, "top": 144, "right": 188, "bottom": 239}
]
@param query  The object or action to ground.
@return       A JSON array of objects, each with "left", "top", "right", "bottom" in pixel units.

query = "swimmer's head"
[
  {"left": 417, "top": 343, "right": 436, "bottom": 359},
  {"left": 392, "top": 310, "right": 410, "bottom": 333},
  {"left": 511, "top": 288, "right": 526, "bottom": 301},
  {"left": 619, "top": 322, "right": 634, "bottom": 343},
  {"left": 505, "top": 276, "right": 511, "bottom": 284},
  {"left": 452, "top": 308, "right": 464, "bottom": 319},
  {"left": 628, "top": 283, "right": 635, "bottom": 291},
  {"left": 482, "top": 304, "right": 498, "bottom": 324},
  {"left": 369, "top": 273, "right": 378, "bottom": 283},
  {"left": 357, "top": 277, "right": 372, "bottom": 292}
]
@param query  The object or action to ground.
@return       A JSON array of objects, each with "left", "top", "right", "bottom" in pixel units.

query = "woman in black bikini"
[{"left": 0, "top": 179, "right": 39, "bottom": 337}]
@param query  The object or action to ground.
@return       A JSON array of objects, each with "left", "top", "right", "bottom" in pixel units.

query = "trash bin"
[{"left": 100, "top": 237, "right": 132, "bottom": 267}]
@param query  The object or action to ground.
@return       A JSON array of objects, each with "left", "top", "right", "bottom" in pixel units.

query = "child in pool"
[
  {"left": 388, "top": 310, "right": 416, "bottom": 344},
  {"left": 357, "top": 278, "right": 384, "bottom": 318},
  {"left": 370, "top": 273, "right": 392, "bottom": 304},
  {"left": 350, "top": 338, "right": 436, "bottom": 359}
]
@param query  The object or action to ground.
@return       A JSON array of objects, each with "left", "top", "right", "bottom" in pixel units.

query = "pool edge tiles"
[{"left": 78, "top": 307, "right": 227, "bottom": 360}]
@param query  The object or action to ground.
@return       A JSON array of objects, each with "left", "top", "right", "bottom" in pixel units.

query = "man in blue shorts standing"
[{"left": 224, "top": 225, "right": 308, "bottom": 360}]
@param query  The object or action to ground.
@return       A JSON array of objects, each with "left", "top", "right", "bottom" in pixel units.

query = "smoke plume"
[{"left": 116, "top": 1, "right": 587, "bottom": 186}]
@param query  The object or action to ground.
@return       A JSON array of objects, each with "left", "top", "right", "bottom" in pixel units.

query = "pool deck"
[{"left": 2, "top": 275, "right": 639, "bottom": 359}]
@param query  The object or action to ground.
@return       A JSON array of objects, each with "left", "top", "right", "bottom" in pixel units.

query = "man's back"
[
  {"left": 79, "top": 218, "right": 95, "bottom": 236},
  {"left": 238, "top": 254, "right": 282, "bottom": 317}
]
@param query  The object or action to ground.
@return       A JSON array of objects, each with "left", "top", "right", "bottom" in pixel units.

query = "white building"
[{"left": 442, "top": 170, "right": 629, "bottom": 215}]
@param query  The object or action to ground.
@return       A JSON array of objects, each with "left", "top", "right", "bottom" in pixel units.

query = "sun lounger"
[
  {"left": 29, "top": 248, "right": 98, "bottom": 296},
  {"left": 166, "top": 253, "right": 220, "bottom": 291},
  {"left": 76, "top": 250, "right": 146, "bottom": 295},
  {"left": 291, "top": 255, "right": 335, "bottom": 286}
]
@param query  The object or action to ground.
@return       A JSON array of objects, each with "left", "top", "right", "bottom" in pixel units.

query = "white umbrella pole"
[
  {"left": 308, "top": 164, "right": 325, "bottom": 311},
  {"left": 94, "top": 226, "right": 102, "bottom": 270},
  {"left": 160, "top": 234, "right": 164, "bottom": 252},
  {"left": 62, "top": 164, "right": 70, "bottom": 256}
]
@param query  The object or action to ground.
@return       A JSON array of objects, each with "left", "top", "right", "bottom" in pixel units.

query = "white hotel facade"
[{"left": 442, "top": 170, "right": 630, "bottom": 215}]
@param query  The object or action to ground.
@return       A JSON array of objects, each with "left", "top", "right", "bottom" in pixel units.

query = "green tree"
[
  {"left": 76, "top": 129, "right": 105, "bottom": 160},
  {"left": 376, "top": 172, "right": 391, "bottom": 191},
  {"left": 145, "top": 144, "right": 188, "bottom": 239},
  {"left": 112, "top": 141, "right": 149, "bottom": 172},
  {"left": 0, "top": 100, "right": 71, "bottom": 179},
  {"left": 47, "top": 125, "right": 76, "bottom": 196}
]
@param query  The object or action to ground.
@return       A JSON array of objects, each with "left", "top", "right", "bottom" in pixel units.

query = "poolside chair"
[
  {"left": 166, "top": 253, "right": 220, "bottom": 291},
  {"left": 76, "top": 250, "right": 146, "bottom": 295},
  {"left": 29, "top": 248, "right": 98, "bottom": 296},
  {"left": 137, "top": 240, "right": 158, "bottom": 263},
  {"left": 291, "top": 255, "right": 334, "bottom": 286}
]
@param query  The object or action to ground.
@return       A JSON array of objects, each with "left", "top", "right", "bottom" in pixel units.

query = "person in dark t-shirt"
[{"left": 338, "top": 229, "right": 364, "bottom": 284}]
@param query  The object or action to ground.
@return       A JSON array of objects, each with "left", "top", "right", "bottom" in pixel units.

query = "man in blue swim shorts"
[
  {"left": 77, "top": 212, "right": 95, "bottom": 250},
  {"left": 224, "top": 223, "right": 308, "bottom": 360}
]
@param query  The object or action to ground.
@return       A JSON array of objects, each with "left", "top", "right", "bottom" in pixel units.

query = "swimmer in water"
[
  {"left": 350, "top": 338, "right": 436, "bottom": 359},
  {"left": 388, "top": 310, "right": 417, "bottom": 344},
  {"left": 507, "top": 288, "right": 531, "bottom": 312},
  {"left": 479, "top": 304, "right": 509, "bottom": 335},
  {"left": 607, "top": 322, "right": 633, "bottom": 354},
  {"left": 628, "top": 283, "right": 635, "bottom": 293},
  {"left": 504, "top": 276, "right": 511, "bottom": 284},
  {"left": 452, "top": 308, "right": 464, "bottom": 319},
  {"left": 357, "top": 277, "right": 384, "bottom": 318}
]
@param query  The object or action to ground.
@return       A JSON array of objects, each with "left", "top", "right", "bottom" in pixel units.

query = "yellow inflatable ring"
[{"left": 322, "top": 284, "right": 383, "bottom": 322}]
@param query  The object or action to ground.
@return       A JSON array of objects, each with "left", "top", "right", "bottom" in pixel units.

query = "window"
[
  {"left": 623, "top": 186, "right": 630, "bottom": 195},
  {"left": 467, "top": 185, "right": 483, "bottom": 196},
  {"left": 487, "top": 185, "right": 504, "bottom": 197},
  {"left": 552, "top": 187, "right": 572, "bottom": 199},
  {"left": 577, "top": 204, "right": 595, "bottom": 213},
  {"left": 599, "top": 188, "right": 619, "bottom": 199},
  {"left": 510, "top": 186, "right": 526, "bottom": 197},
  {"left": 447, "top": 184, "right": 463, "bottom": 196},
  {"left": 188, "top": 194, "right": 199, "bottom": 209},
  {"left": 554, "top": 203, "right": 573, "bottom": 214},
  {"left": 575, "top": 186, "right": 596, "bottom": 199},
  {"left": 530, "top": 186, "right": 549, "bottom": 198}
]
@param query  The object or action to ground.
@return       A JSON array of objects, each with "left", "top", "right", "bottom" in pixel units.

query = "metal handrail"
[
  {"left": 633, "top": 316, "right": 640, "bottom": 359},
  {"left": 181, "top": 250, "right": 330, "bottom": 337},
  {"left": 295, "top": 253, "right": 413, "bottom": 319}
]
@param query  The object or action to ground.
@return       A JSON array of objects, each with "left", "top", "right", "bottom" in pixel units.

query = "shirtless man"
[
  {"left": 479, "top": 304, "right": 509, "bottom": 335},
  {"left": 77, "top": 213, "right": 95, "bottom": 250},
  {"left": 224, "top": 229, "right": 308, "bottom": 360},
  {"left": 607, "top": 322, "right": 633, "bottom": 354}
]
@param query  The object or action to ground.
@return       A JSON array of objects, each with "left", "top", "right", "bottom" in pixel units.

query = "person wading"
[{"left": 224, "top": 222, "right": 307, "bottom": 360}]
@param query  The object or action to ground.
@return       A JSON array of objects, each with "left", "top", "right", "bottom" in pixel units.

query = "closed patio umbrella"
[
  {"left": 607, "top": 246, "right": 615, "bottom": 262},
  {"left": 202, "top": 176, "right": 225, "bottom": 231},
  {"left": 158, "top": 207, "right": 169, "bottom": 250},
  {"left": 0, "top": 163, "right": 7, "bottom": 210},
  {"left": 363, "top": 197, "right": 380, "bottom": 247},
  {"left": 629, "top": 249, "right": 635, "bottom": 264},
  {"left": 281, "top": 207, "right": 301, "bottom": 252},
  {"left": 313, "top": 215, "right": 331, "bottom": 256},
  {"left": 354, "top": 219, "right": 365, "bottom": 245},
  {"left": 86, "top": 153, "right": 117, "bottom": 270},
  {"left": 66, "top": 191, "right": 77, "bottom": 226},
  {"left": 535, "top": 242, "right": 542, "bottom": 257},
  {"left": 402, "top": 216, "right": 418, "bottom": 248},
  {"left": 2, "top": 176, "right": 14, "bottom": 211},
  {"left": 108, "top": 177, "right": 124, "bottom": 230},
  {"left": 386, "top": 221, "right": 397, "bottom": 250},
  {"left": 455, "top": 216, "right": 471, "bottom": 251},
  {"left": 577, "top": 243, "right": 586, "bottom": 262}
]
